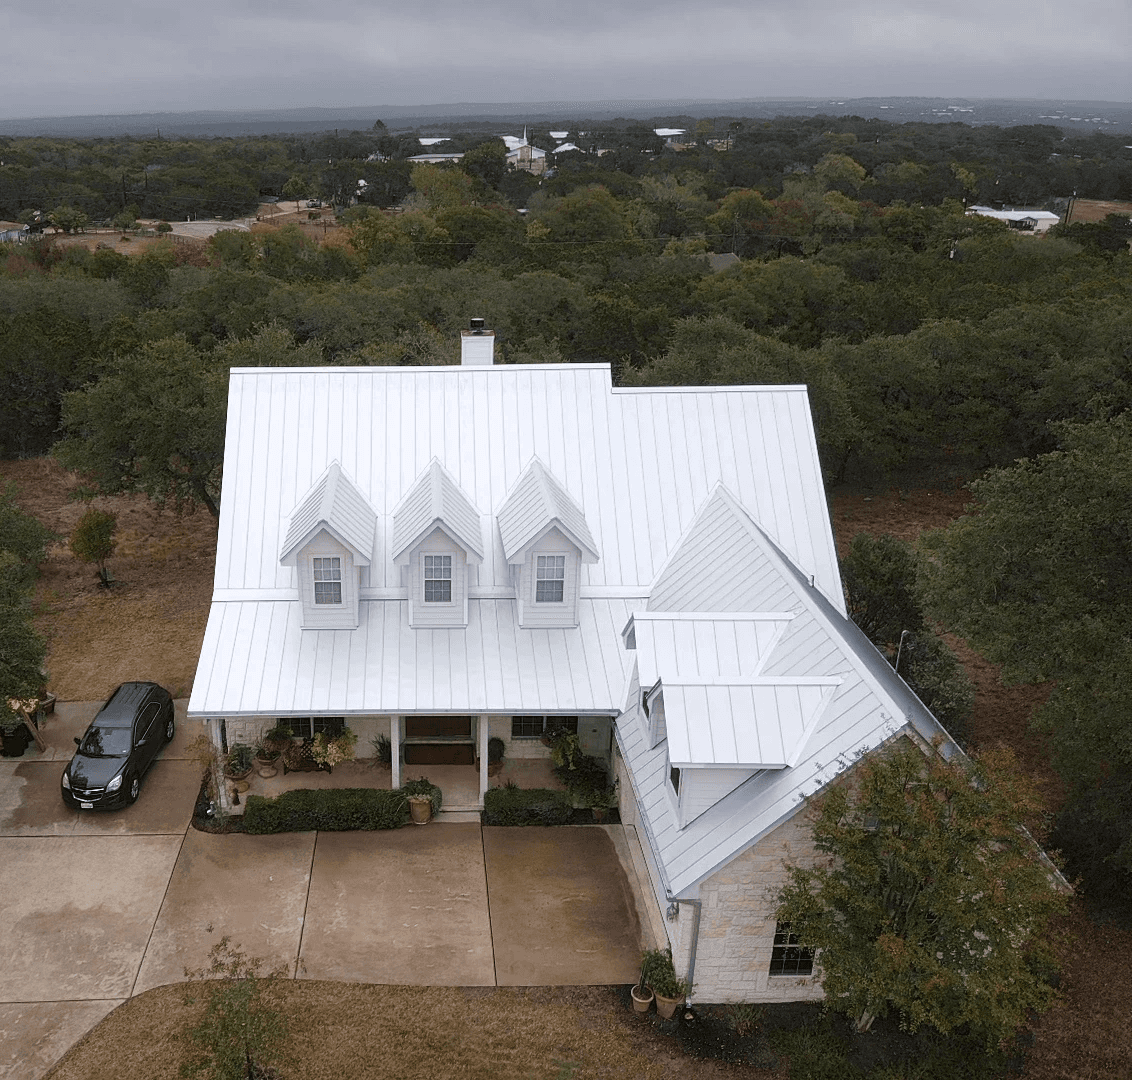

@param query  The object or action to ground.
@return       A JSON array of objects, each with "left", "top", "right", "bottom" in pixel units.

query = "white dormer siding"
[
  {"left": 391, "top": 459, "right": 484, "bottom": 629},
  {"left": 497, "top": 457, "right": 599, "bottom": 630},
  {"left": 279, "top": 461, "right": 376, "bottom": 631},
  {"left": 407, "top": 527, "right": 470, "bottom": 628},
  {"left": 513, "top": 528, "right": 582, "bottom": 628},
  {"left": 296, "top": 531, "right": 360, "bottom": 629},
  {"left": 679, "top": 767, "right": 762, "bottom": 827}
]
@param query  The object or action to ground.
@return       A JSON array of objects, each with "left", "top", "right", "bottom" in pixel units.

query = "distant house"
[
  {"left": 189, "top": 327, "right": 973, "bottom": 1004},
  {"left": 502, "top": 131, "right": 548, "bottom": 175},
  {"left": 406, "top": 152, "right": 465, "bottom": 164},
  {"left": 707, "top": 252, "right": 741, "bottom": 272},
  {"left": 654, "top": 127, "right": 688, "bottom": 149},
  {"left": 0, "top": 221, "right": 29, "bottom": 244},
  {"left": 967, "top": 206, "right": 1061, "bottom": 233}
]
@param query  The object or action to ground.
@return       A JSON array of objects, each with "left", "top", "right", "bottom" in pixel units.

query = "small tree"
[
  {"left": 70, "top": 508, "right": 117, "bottom": 586},
  {"left": 182, "top": 936, "right": 290, "bottom": 1080},
  {"left": 156, "top": 220, "right": 173, "bottom": 234},
  {"left": 775, "top": 738, "right": 1067, "bottom": 1046}
]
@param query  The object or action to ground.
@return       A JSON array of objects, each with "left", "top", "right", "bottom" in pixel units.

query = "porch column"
[
  {"left": 478, "top": 715, "right": 489, "bottom": 806},
  {"left": 210, "top": 718, "right": 232, "bottom": 811},
  {"left": 390, "top": 715, "right": 401, "bottom": 790}
]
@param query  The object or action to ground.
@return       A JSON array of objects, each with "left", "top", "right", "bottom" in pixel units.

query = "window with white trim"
[
  {"left": 535, "top": 554, "right": 565, "bottom": 602},
  {"left": 769, "top": 921, "right": 814, "bottom": 976},
  {"left": 313, "top": 557, "right": 342, "bottom": 604},
  {"left": 423, "top": 554, "right": 452, "bottom": 603}
]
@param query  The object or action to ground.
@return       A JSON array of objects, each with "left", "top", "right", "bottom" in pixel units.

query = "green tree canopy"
[
  {"left": 55, "top": 336, "right": 228, "bottom": 517},
  {"left": 775, "top": 738, "right": 1067, "bottom": 1044},
  {"left": 921, "top": 414, "right": 1132, "bottom": 784}
]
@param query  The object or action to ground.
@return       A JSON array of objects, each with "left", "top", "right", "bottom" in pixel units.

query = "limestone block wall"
[
  {"left": 690, "top": 815, "right": 826, "bottom": 1004},
  {"left": 218, "top": 715, "right": 390, "bottom": 756}
]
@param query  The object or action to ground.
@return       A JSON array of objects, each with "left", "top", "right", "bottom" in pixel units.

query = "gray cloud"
[{"left": 2, "top": 0, "right": 1128, "bottom": 118}]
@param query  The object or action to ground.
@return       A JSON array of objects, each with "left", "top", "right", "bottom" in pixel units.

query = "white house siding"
[
  {"left": 681, "top": 767, "right": 759, "bottom": 823},
  {"left": 297, "top": 532, "right": 358, "bottom": 629},
  {"left": 692, "top": 815, "right": 825, "bottom": 1003}
]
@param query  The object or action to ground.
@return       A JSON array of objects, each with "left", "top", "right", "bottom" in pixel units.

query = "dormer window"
[
  {"left": 313, "top": 558, "right": 342, "bottom": 604},
  {"left": 424, "top": 554, "right": 452, "bottom": 603},
  {"left": 536, "top": 555, "right": 565, "bottom": 602},
  {"left": 497, "top": 457, "right": 600, "bottom": 630},
  {"left": 279, "top": 462, "right": 376, "bottom": 631},
  {"left": 391, "top": 460, "right": 484, "bottom": 630}
]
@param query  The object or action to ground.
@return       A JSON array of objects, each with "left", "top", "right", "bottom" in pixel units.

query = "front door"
[
  {"left": 404, "top": 716, "right": 472, "bottom": 739},
  {"left": 402, "top": 716, "right": 476, "bottom": 766}
]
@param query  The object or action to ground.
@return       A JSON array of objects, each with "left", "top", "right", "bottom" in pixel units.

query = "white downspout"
[{"left": 390, "top": 715, "right": 401, "bottom": 790}]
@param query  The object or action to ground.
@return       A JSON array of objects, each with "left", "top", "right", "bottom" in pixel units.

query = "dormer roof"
[
  {"left": 391, "top": 458, "right": 484, "bottom": 565},
  {"left": 279, "top": 461, "right": 375, "bottom": 566},
  {"left": 497, "top": 457, "right": 599, "bottom": 565},
  {"left": 625, "top": 611, "right": 839, "bottom": 769}
]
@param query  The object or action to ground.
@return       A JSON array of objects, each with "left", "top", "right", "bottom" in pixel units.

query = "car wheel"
[
  {"left": 127, "top": 774, "right": 140, "bottom": 804},
  {"left": 164, "top": 716, "right": 175, "bottom": 743}
]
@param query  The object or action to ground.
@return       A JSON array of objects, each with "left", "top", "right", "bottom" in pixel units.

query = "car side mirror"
[
  {"left": 74, "top": 736, "right": 81, "bottom": 745},
  {"left": 136, "top": 738, "right": 146, "bottom": 748}
]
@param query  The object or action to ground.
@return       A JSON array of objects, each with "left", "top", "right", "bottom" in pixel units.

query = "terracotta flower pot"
[
  {"left": 654, "top": 992, "right": 682, "bottom": 1020},
  {"left": 630, "top": 984, "right": 654, "bottom": 1014},
  {"left": 408, "top": 795, "right": 432, "bottom": 824}
]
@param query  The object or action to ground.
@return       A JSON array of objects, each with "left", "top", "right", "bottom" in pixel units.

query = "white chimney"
[{"left": 460, "top": 318, "right": 495, "bottom": 366}]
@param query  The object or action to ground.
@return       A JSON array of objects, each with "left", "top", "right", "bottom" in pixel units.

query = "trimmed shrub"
[
  {"left": 243, "top": 788, "right": 409, "bottom": 833},
  {"left": 483, "top": 785, "right": 573, "bottom": 826}
]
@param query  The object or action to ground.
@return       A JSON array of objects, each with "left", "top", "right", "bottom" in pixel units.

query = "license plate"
[{"left": 80, "top": 802, "right": 93, "bottom": 809}]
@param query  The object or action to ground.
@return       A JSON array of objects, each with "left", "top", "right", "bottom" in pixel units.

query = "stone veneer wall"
[
  {"left": 688, "top": 815, "right": 826, "bottom": 1004},
  {"left": 219, "top": 715, "right": 390, "bottom": 754}
]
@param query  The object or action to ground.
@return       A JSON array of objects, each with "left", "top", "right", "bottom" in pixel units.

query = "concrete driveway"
[{"left": 0, "top": 702, "right": 653, "bottom": 1080}]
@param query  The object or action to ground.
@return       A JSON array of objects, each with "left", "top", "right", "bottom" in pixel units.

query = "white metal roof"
[
  {"left": 391, "top": 458, "right": 484, "bottom": 564},
  {"left": 615, "top": 484, "right": 958, "bottom": 894},
  {"left": 279, "top": 461, "right": 376, "bottom": 566},
  {"left": 191, "top": 364, "right": 842, "bottom": 719},
  {"left": 497, "top": 457, "right": 599, "bottom": 565},
  {"left": 192, "top": 597, "right": 633, "bottom": 716}
]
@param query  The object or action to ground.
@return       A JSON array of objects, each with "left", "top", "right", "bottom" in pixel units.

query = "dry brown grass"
[
  {"left": 0, "top": 456, "right": 215, "bottom": 701},
  {"left": 45, "top": 983, "right": 749, "bottom": 1080},
  {"left": 1064, "top": 198, "right": 1132, "bottom": 226}
]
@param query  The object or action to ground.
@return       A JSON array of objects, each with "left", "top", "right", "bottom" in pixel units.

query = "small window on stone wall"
[
  {"left": 510, "top": 715, "right": 579, "bottom": 738},
  {"left": 769, "top": 921, "right": 814, "bottom": 976}
]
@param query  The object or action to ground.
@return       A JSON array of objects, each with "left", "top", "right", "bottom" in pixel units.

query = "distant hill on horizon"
[{"left": 3, "top": 97, "right": 1131, "bottom": 137}]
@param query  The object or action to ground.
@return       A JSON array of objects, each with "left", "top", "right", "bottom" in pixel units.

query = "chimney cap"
[{"left": 469, "top": 317, "right": 486, "bottom": 334}]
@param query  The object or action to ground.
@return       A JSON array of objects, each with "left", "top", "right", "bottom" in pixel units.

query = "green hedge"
[
  {"left": 243, "top": 788, "right": 410, "bottom": 833},
  {"left": 482, "top": 786, "right": 573, "bottom": 826}
]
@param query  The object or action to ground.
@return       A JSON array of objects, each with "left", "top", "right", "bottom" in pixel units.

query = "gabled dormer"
[
  {"left": 280, "top": 462, "right": 376, "bottom": 630},
  {"left": 497, "top": 458, "right": 599, "bottom": 629},
  {"left": 391, "top": 459, "right": 484, "bottom": 629}
]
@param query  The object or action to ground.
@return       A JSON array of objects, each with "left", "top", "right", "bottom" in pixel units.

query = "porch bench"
[{"left": 282, "top": 738, "right": 332, "bottom": 775}]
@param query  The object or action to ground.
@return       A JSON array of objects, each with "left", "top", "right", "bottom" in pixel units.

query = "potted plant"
[
  {"left": 548, "top": 729, "right": 582, "bottom": 770},
  {"left": 588, "top": 786, "right": 618, "bottom": 823},
  {"left": 402, "top": 777, "right": 442, "bottom": 824},
  {"left": 253, "top": 738, "right": 280, "bottom": 777},
  {"left": 261, "top": 722, "right": 293, "bottom": 756},
  {"left": 371, "top": 732, "right": 392, "bottom": 767},
  {"left": 487, "top": 736, "right": 505, "bottom": 776},
  {"left": 631, "top": 950, "right": 664, "bottom": 1014},
  {"left": 646, "top": 948, "right": 692, "bottom": 1019},
  {"left": 225, "top": 743, "right": 255, "bottom": 781},
  {"left": 310, "top": 726, "right": 357, "bottom": 770}
]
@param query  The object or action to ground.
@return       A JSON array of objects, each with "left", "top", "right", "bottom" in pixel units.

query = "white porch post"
[
  {"left": 478, "top": 714, "right": 489, "bottom": 806},
  {"left": 390, "top": 715, "right": 401, "bottom": 790}
]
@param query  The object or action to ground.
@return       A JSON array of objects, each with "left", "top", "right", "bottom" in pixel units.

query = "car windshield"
[{"left": 78, "top": 726, "right": 131, "bottom": 757}]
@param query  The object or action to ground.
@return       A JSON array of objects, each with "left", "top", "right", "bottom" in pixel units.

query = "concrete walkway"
[{"left": 0, "top": 702, "right": 653, "bottom": 1080}]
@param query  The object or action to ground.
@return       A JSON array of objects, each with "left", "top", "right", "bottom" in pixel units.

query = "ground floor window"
[
  {"left": 769, "top": 921, "right": 814, "bottom": 976},
  {"left": 510, "top": 715, "right": 579, "bottom": 738},
  {"left": 280, "top": 717, "right": 345, "bottom": 739}
]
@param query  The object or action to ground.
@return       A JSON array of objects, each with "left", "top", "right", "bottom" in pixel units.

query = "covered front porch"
[
  {"left": 223, "top": 753, "right": 569, "bottom": 817},
  {"left": 210, "top": 712, "right": 613, "bottom": 816}
]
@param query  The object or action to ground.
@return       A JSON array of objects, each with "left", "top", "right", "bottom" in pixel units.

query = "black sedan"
[{"left": 62, "top": 682, "right": 175, "bottom": 810}]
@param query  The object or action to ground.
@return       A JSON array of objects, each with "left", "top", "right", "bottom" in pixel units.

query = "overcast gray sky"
[{"left": 3, "top": 0, "right": 1129, "bottom": 118}]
